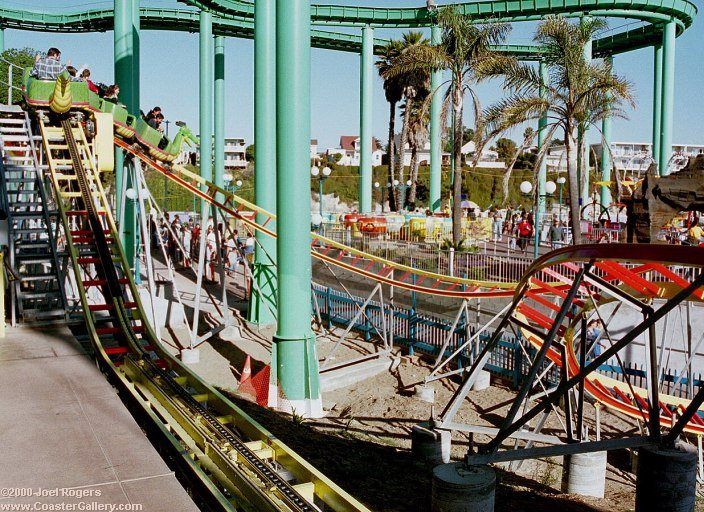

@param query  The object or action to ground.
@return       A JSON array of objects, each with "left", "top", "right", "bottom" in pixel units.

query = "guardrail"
[
  {"left": 312, "top": 283, "right": 704, "bottom": 399},
  {"left": 0, "top": 56, "right": 26, "bottom": 105}
]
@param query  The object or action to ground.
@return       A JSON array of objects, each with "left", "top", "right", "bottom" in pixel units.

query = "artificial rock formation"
[{"left": 626, "top": 155, "right": 704, "bottom": 243}]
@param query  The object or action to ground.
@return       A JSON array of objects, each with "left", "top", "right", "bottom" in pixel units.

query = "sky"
[{"left": 4, "top": 0, "right": 703, "bottom": 150}]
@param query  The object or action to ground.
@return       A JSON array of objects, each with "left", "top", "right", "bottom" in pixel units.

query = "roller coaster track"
[
  {"left": 439, "top": 243, "right": 704, "bottom": 462},
  {"left": 39, "top": 115, "right": 370, "bottom": 512},
  {"left": 0, "top": 0, "right": 697, "bottom": 58},
  {"left": 115, "top": 137, "right": 516, "bottom": 299},
  {"left": 515, "top": 245, "right": 704, "bottom": 435}
]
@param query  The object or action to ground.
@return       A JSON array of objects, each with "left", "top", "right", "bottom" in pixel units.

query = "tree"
[
  {"left": 383, "top": 6, "right": 509, "bottom": 244},
  {"left": 477, "top": 16, "right": 634, "bottom": 243},
  {"left": 385, "top": 31, "right": 430, "bottom": 210},
  {"left": 245, "top": 144, "right": 255, "bottom": 162},
  {"left": 501, "top": 127, "right": 535, "bottom": 204},
  {"left": 444, "top": 127, "right": 474, "bottom": 153},
  {"left": 0, "top": 48, "right": 37, "bottom": 104},
  {"left": 495, "top": 137, "right": 518, "bottom": 163},
  {"left": 376, "top": 39, "right": 404, "bottom": 211}
]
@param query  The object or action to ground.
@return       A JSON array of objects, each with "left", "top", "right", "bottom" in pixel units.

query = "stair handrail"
[{"left": 0, "top": 55, "right": 27, "bottom": 105}]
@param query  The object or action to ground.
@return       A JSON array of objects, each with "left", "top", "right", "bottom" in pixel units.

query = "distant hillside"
[{"left": 144, "top": 164, "right": 574, "bottom": 213}]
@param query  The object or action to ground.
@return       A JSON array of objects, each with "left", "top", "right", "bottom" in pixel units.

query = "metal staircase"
[{"left": 0, "top": 105, "right": 67, "bottom": 324}]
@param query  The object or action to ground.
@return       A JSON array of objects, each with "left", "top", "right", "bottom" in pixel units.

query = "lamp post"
[
  {"left": 223, "top": 173, "right": 242, "bottom": 194},
  {"left": 374, "top": 181, "right": 380, "bottom": 212},
  {"left": 311, "top": 165, "right": 331, "bottom": 220},
  {"left": 521, "top": 180, "right": 556, "bottom": 259},
  {"left": 557, "top": 176, "right": 566, "bottom": 223}
]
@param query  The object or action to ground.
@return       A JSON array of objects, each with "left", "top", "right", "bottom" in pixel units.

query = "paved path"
[{"left": 0, "top": 326, "right": 198, "bottom": 512}]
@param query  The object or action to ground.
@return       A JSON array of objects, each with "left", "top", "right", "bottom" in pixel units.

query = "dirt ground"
[
  {"left": 215, "top": 330, "right": 677, "bottom": 512},
  {"left": 151, "top": 259, "right": 703, "bottom": 512}
]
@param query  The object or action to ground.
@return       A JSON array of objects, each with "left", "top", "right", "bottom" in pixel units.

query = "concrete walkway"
[{"left": 0, "top": 326, "right": 198, "bottom": 512}]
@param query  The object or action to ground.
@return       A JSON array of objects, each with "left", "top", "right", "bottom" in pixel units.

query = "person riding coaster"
[{"left": 23, "top": 69, "right": 198, "bottom": 163}]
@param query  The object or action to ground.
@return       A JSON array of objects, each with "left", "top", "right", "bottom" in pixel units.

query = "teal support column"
[
  {"left": 272, "top": 0, "right": 322, "bottom": 417},
  {"left": 659, "top": 22, "right": 676, "bottom": 176},
  {"left": 429, "top": 23, "right": 442, "bottom": 212},
  {"left": 199, "top": 11, "right": 213, "bottom": 192},
  {"left": 358, "top": 25, "right": 373, "bottom": 213},
  {"left": 130, "top": 0, "right": 140, "bottom": 112},
  {"left": 534, "top": 60, "right": 548, "bottom": 259},
  {"left": 652, "top": 44, "right": 663, "bottom": 167},
  {"left": 0, "top": 28, "right": 5, "bottom": 54},
  {"left": 114, "top": 0, "right": 137, "bottom": 271},
  {"left": 600, "top": 56, "right": 613, "bottom": 207},
  {"left": 247, "top": 0, "right": 277, "bottom": 326},
  {"left": 214, "top": 36, "right": 225, "bottom": 197}
]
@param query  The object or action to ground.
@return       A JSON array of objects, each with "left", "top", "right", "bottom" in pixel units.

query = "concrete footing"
[
  {"left": 180, "top": 348, "right": 200, "bottom": 364},
  {"left": 635, "top": 445, "right": 697, "bottom": 512},
  {"left": 431, "top": 463, "right": 496, "bottom": 512},
  {"left": 415, "top": 384, "right": 435, "bottom": 403},
  {"left": 472, "top": 370, "right": 491, "bottom": 391},
  {"left": 561, "top": 451, "right": 607, "bottom": 498},
  {"left": 411, "top": 422, "right": 451, "bottom": 466}
]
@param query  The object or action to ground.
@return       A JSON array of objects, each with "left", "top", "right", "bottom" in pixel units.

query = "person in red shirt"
[
  {"left": 80, "top": 68, "right": 99, "bottom": 93},
  {"left": 517, "top": 217, "right": 533, "bottom": 253}
]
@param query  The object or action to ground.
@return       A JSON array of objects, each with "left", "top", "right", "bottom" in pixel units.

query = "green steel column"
[
  {"left": 214, "top": 36, "right": 225, "bottom": 197},
  {"left": 600, "top": 56, "right": 613, "bottom": 207},
  {"left": 131, "top": 0, "right": 140, "bottom": 112},
  {"left": 659, "top": 22, "right": 676, "bottom": 176},
  {"left": 272, "top": 0, "right": 322, "bottom": 417},
  {"left": 358, "top": 25, "right": 373, "bottom": 213},
  {"left": 199, "top": 11, "right": 213, "bottom": 190},
  {"left": 429, "top": 24, "right": 442, "bottom": 212},
  {"left": 114, "top": 0, "right": 136, "bottom": 270},
  {"left": 247, "top": 0, "right": 277, "bottom": 326},
  {"left": 0, "top": 29, "right": 4, "bottom": 54},
  {"left": 652, "top": 44, "right": 663, "bottom": 166},
  {"left": 534, "top": 60, "right": 548, "bottom": 259}
]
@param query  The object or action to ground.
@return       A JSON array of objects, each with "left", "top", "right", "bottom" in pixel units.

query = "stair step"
[
  {"left": 20, "top": 274, "right": 57, "bottom": 282},
  {"left": 19, "top": 291, "right": 62, "bottom": 299}
]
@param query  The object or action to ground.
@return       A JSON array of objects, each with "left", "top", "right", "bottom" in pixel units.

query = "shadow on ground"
[{"left": 224, "top": 393, "right": 608, "bottom": 512}]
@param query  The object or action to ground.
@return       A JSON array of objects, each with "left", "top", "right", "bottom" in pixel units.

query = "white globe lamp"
[
  {"left": 545, "top": 181, "right": 557, "bottom": 195},
  {"left": 520, "top": 181, "right": 533, "bottom": 194}
]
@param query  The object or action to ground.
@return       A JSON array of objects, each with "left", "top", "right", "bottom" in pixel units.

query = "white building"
[
  {"left": 178, "top": 137, "right": 248, "bottom": 169},
  {"left": 326, "top": 136, "right": 385, "bottom": 166},
  {"left": 461, "top": 141, "right": 506, "bottom": 169},
  {"left": 223, "top": 137, "right": 247, "bottom": 169},
  {"left": 547, "top": 142, "right": 704, "bottom": 174},
  {"left": 393, "top": 134, "right": 451, "bottom": 166}
]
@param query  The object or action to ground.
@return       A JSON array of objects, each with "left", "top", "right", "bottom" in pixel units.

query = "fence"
[{"left": 312, "top": 283, "right": 703, "bottom": 399}]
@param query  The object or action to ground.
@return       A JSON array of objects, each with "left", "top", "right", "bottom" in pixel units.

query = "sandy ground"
[{"left": 143, "top": 255, "right": 703, "bottom": 512}]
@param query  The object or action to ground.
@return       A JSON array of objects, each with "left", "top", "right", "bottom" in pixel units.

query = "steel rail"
[
  {"left": 115, "top": 137, "right": 517, "bottom": 299},
  {"left": 39, "top": 116, "right": 370, "bottom": 512}
]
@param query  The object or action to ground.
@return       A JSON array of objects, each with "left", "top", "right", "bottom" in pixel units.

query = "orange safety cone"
[{"left": 239, "top": 355, "right": 252, "bottom": 385}]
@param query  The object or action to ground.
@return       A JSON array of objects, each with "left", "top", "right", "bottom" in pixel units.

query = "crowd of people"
[
  {"left": 30, "top": 47, "right": 165, "bottom": 126},
  {"left": 30, "top": 47, "right": 118, "bottom": 101},
  {"left": 149, "top": 213, "right": 255, "bottom": 282},
  {"left": 490, "top": 207, "right": 567, "bottom": 253}
]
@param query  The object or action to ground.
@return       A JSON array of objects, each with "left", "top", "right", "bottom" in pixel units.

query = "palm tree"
[
  {"left": 376, "top": 39, "right": 403, "bottom": 211},
  {"left": 477, "top": 16, "right": 634, "bottom": 243},
  {"left": 389, "top": 31, "right": 430, "bottom": 210},
  {"left": 382, "top": 7, "right": 509, "bottom": 244},
  {"left": 406, "top": 99, "right": 430, "bottom": 205}
]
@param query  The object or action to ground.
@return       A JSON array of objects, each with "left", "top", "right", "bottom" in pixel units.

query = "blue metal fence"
[{"left": 312, "top": 284, "right": 702, "bottom": 398}]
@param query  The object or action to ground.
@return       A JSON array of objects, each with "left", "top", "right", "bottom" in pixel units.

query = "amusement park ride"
[{"left": 1, "top": 0, "right": 703, "bottom": 510}]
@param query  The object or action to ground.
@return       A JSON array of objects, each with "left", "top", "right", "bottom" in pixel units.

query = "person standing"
[{"left": 549, "top": 220, "right": 563, "bottom": 250}]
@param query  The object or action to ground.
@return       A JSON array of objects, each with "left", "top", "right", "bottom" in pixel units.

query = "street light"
[
  {"left": 557, "top": 176, "right": 567, "bottom": 222},
  {"left": 312, "top": 165, "right": 332, "bottom": 222},
  {"left": 223, "top": 173, "right": 242, "bottom": 193},
  {"left": 374, "top": 181, "right": 380, "bottom": 212}
]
